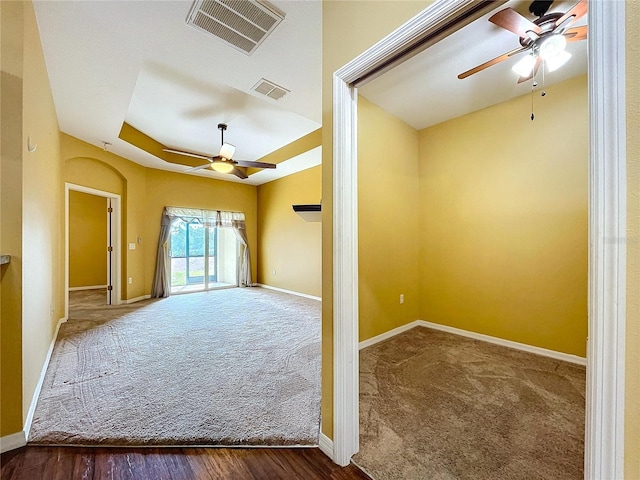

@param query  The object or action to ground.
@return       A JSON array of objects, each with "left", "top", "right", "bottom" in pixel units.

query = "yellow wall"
[
  {"left": 625, "top": 1, "right": 640, "bottom": 476},
  {"left": 0, "top": 0, "right": 65, "bottom": 437},
  {"left": 63, "top": 134, "right": 147, "bottom": 300},
  {"left": 321, "top": 0, "right": 432, "bottom": 439},
  {"left": 69, "top": 191, "right": 108, "bottom": 288},
  {"left": 62, "top": 135, "right": 259, "bottom": 299},
  {"left": 358, "top": 97, "right": 419, "bottom": 341},
  {"left": 21, "top": 0, "right": 64, "bottom": 427},
  {"left": 1, "top": 0, "right": 25, "bottom": 438},
  {"left": 144, "top": 168, "right": 258, "bottom": 287},
  {"left": 257, "top": 165, "right": 322, "bottom": 297},
  {"left": 418, "top": 76, "right": 588, "bottom": 357}
]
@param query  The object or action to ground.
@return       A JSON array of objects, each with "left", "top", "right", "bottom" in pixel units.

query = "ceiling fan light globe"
[
  {"left": 539, "top": 34, "right": 567, "bottom": 59},
  {"left": 212, "top": 160, "right": 234, "bottom": 174},
  {"left": 219, "top": 143, "right": 236, "bottom": 160},
  {"left": 546, "top": 50, "right": 572, "bottom": 72},
  {"left": 512, "top": 54, "right": 536, "bottom": 77}
]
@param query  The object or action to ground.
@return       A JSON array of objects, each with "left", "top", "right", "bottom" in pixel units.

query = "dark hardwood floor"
[{"left": 1, "top": 446, "right": 371, "bottom": 480}]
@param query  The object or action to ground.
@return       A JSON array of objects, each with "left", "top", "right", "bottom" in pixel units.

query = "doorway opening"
[
  {"left": 330, "top": 0, "right": 627, "bottom": 477},
  {"left": 65, "top": 183, "right": 121, "bottom": 318}
]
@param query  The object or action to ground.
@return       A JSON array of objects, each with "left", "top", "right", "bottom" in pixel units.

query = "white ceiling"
[
  {"left": 33, "top": 0, "right": 322, "bottom": 184},
  {"left": 34, "top": 1, "right": 587, "bottom": 184},
  {"left": 359, "top": 0, "right": 587, "bottom": 130}
]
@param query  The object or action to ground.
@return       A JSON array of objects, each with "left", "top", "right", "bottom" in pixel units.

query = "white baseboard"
[
  {"left": 418, "top": 320, "right": 587, "bottom": 366},
  {"left": 359, "top": 319, "right": 587, "bottom": 366},
  {"left": 0, "top": 431, "right": 26, "bottom": 453},
  {"left": 124, "top": 294, "right": 151, "bottom": 304},
  {"left": 68, "top": 285, "right": 107, "bottom": 291},
  {"left": 319, "top": 432, "right": 334, "bottom": 460},
  {"left": 256, "top": 284, "right": 321, "bottom": 302},
  {"left": 23, "top": 316, "right": 67, "bottom": 440},
  {"left": 358, "top": 320, "right": 422, "bottom": 350}
]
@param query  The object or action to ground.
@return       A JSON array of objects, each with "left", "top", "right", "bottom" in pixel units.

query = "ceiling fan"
[
  {"left": 163, "top": 123, "right": 276, "bottom": 180},
  {"left": 458, "top": 0, "right": 587, "bottom": 83}
]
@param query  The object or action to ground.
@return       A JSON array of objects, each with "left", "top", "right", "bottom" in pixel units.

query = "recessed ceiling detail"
[
  {"left": 186, "top": 0, "right": 285, "bottom": 55},
  {"left": 252, "top": 78, "right": 289, "bottom": 100}
]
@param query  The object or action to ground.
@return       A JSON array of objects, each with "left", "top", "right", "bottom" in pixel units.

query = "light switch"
[{"left": 128, "top": 243, "right": 136, "bottom": 250}]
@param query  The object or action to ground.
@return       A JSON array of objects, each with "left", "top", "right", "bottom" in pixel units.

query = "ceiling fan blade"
[
  {"left": 564, "top": 25, "right": 587, "bottom": 42},
  {"left": 234, "top": 160, "right": 277, "bottom": 169},
  {"left": 230, "top": 167, "right": 248, "bottom": 179},
  {"left": 184, "top": 163, "right": 213, "bottom": 172},
  {"left": 458, "top": 46, "right": 528, "bottom": 79},
  {"left": 489, "top": 8, "right": 542, "bottom": 38},
  {"left": 555, "top": 0, "right": 588, "bottom": 30},
  {"left": 163, "top": 148, "right": 212, "bottom": 162},
  {"left": 517, "top": 56, "right": 542, "bottom": 84}
]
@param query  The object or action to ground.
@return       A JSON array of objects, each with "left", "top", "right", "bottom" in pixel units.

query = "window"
[{"left": 169, "top": 218, "right": 238, "bottom": 293}]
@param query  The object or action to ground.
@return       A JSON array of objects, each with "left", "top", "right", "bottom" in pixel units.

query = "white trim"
[
  {"left": 417, "top": 321, "right": 587, "bottom": 366},
  {"left": 256, "top": 284, "right": 321, "bottom": 301},
  {"left": 358, "top": 321, "right": 423, "bottom": 350},
  {"left": 123, "top": 294, "right": 152, "bottom": 304},
  {"left": 332, "top": 0, "right": 626, "bottom": 473},
  {"left": 23, "top": 316, "right": 66, "bottom": 440},
  {"left": 68, "top": 285, "right": 108, "bottom": 291},
  {"left": 0, "top": 431, "right": 26, "bottom": 454},
  {"left": 359, "top": 320, "right": 587, "bottom": 366},
  {"left": 318, "top": 432, "right": 334, "bottom": 460},
  {"left": 332, "top": 72, "right": 360, "bottom": 467},
  {"left": 585, "top": 1, "right": 627, "bottom": 478}
]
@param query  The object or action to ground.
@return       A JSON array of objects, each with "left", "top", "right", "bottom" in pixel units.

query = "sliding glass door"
[{"left": 169, "top": 219, "right": 236, "bottom": 293}]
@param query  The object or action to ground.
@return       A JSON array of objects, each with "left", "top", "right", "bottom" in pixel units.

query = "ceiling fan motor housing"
[
  {"left": 529, "top": 0, "right": 554, "bottom": 18},
  {"left": 519, "top": 12, "right": 564, "bottom": 48}
]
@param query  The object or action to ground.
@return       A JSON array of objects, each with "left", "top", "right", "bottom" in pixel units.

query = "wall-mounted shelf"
[
  {"left": 292, "top": 204, "right": 321, "bottom": 212},
  {"left": 292, "top": 204, "right": 321, "bottom": 222},
  {"left": 1, "top": 255, "right": 11, "bottom": 265}
]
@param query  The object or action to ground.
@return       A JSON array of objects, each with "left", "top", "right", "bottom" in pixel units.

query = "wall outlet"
[
  {"left": 400, "top": 294, "right": 405, "bottom": 304},
  {"left": 128, "top": 277, "right": 133, "bottom": 284},
  {"left": 128, "top": 243, "right": 136, "bottom": 250},
  {"left": 272, "top": 270, "right": 277, "bottom": 276}
]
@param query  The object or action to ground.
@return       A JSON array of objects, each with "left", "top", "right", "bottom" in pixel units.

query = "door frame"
[
  {"left": 331, "top": 0, "right": 627, "bottom": 477},
  {"left": 65, "top": 183, "right": 122, "bottom": 317}
]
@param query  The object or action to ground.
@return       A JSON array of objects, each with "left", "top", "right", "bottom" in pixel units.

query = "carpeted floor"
[
  {"left": 353, "top": 326, "right": 585, "bottom": 480},
  {"left": 29, "top": 287, "right": 321, "bottom": 447}
]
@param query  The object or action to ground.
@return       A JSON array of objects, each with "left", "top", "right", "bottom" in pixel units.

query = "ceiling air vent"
[
  {"left": 186, "top": 0, "right": 285, "bottom": 55},
  {"left": 252, "top": 78, "right": 289, "bottom": 100}
]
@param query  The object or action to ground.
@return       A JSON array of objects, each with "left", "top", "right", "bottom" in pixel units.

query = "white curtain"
[
  {"left": 151, "top": 207, "right": 252, "bottom": 297},
  {"left": 231, "top": 219, "right": 252, "bottom": 287}
]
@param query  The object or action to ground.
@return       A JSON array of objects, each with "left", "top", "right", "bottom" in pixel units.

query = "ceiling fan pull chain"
[
  {"left": 541, "top": 62, "right": 547, "bottom": 97},
  {"left": 531, "top": 79, "right": 537, "bottom": 121}
]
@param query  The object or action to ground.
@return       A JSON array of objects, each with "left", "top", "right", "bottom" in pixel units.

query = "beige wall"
[
  {"left": 1, "top": 0, "right": 25, "bottom": 437},
  {"left": 418, "top": 76, "right": 588, "bottom": 357},
  {"left": 358, "top": 97, "right": 419, "bottom": 341},
  {"left": 321, "top": 0, "right": 431, "bottom": 439},
  {"left": 257, "top": 166, "right": 322, "bottom": 297},
  {"left": 69, "top": 191, "right": 108, "bottom": 288},
  {"left": 625, "top": 1, "right": 640, "bottom": 476}
]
